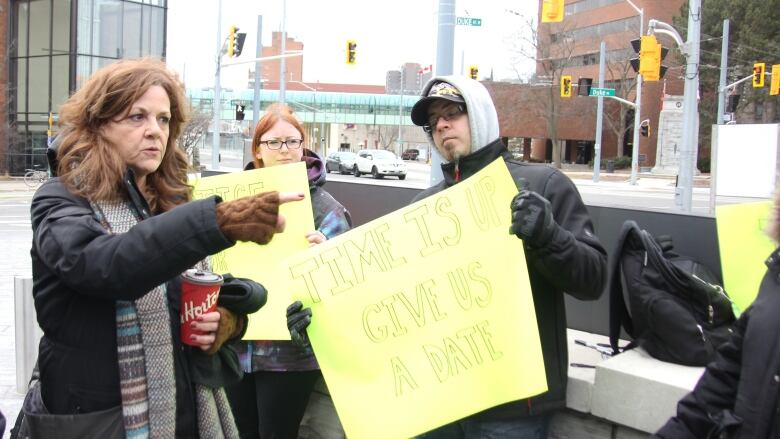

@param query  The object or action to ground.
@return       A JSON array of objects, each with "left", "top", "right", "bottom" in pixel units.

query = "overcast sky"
[{"left": 166, "top": 0, "right": 539, "bottom": 90}]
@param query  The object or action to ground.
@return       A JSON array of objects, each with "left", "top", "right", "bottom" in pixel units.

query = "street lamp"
[{"left": 623, "top": 0, "right": 644, "bottom": 186}]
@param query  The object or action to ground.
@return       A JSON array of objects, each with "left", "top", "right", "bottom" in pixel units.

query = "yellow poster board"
[
  {"left": 283, "top": 158, "right": 546, "bottom": 439},
  {"left": 192, "top": 163, "right": 313, "bottom": 339},
  {"left": 716, "top": 201, "right": 775, "bottom": 311}
]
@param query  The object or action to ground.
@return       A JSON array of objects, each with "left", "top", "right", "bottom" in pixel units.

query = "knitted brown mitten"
[
  {"left": 205, "top": 306, "right": 245, "bottom": 355},
  {"left": 216, "top": 191, "right": 280, "bottom": 244}
]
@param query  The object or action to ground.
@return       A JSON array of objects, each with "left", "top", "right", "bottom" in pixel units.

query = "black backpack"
[{"left": 609, "top": 220, "right": 736, "bottom": 367}]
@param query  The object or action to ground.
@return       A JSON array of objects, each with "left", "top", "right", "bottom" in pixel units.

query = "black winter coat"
[
  {"left": 413, "top": 140, "right": 607, "bottom": 419},
  {"left": 30, "top": 174, "right": 233, "bottom": 437},
  {"left": 654, "top": 248, "right": 780, "bottom": 439}
]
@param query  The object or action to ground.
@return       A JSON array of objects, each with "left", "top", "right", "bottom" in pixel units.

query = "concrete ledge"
[{"left": 564, "top": 329, "right": 704, "bottom": 434}]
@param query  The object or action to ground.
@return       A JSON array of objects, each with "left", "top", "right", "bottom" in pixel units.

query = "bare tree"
[
  {"left": 374, "top": 125, "right": 398, "bottom": 150},
  {"left": 603, "top": 57, "right": 638, "bottom": 158},
  {"left": 505, "top": 16, "right": 584, "bottom": 168},
  {"left": 179, "top": 104, "right": 211, "bottom": 169}
]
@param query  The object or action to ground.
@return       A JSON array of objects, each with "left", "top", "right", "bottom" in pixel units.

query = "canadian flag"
[{"left": 418, "top": 64, "right": 433, "bottom": 75}]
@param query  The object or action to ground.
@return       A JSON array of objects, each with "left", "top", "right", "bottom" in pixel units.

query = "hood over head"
[{"left": 411, "top": 76, "right": 499, "bottom": 163}]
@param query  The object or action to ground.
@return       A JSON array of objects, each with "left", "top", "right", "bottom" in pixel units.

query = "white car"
[{"left": 353, "top": 149, "right": 407, "bottom": 180}]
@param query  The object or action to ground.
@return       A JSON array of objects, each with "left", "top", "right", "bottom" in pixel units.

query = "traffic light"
[
  {"left": 577, "top": 77, "right": 593, "bottom": 96},
  {"left": 753, "top": 62, "right": 766, "bottom": 88},
  {"left": 469, "top": 65, "right": 478, "bottom": 80},
  {"left": 346, "top": 40, "right": 357, "bottom": 64},
  {"left": 771, "top": 64, "right": 780, "bottom": 96},
  {"left": 235, "top": 104, "right": 245, "bottom": 121},
  {"left": 228, "top": 25, "right": 237, "bottom": 57},
  {"left": 226, "top": 25, "right": 246, "bottom": 57},
  {"left": 541, "top": 0, "right": 564, "bottom": 23},
  {"left": 640, "top": 119, "right": 650, "bottom": 137},
  {"left": 726, "top": 94, "right": 741, "bottom": 113},
  {"left": 560, "top": 75, "right": 572, "bottom": 97},
  {"left": 634, "top": 35, "right": 668, "bottom": 82}
]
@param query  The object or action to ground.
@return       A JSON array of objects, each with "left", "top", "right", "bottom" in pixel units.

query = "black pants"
[{"left": 226, "top": 370, "right": 321, "bottom": 439}]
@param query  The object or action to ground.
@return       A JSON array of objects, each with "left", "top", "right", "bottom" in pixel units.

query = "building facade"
[
  {"left": 524, "top": 0, "right": 686, "bottom": 166},
  {"left": 2, "top": 0, "right": 168, "bottom": 175}
]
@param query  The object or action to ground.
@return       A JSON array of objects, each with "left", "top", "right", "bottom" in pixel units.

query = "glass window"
[
  {"left": 52, "top": 0, "right": 71, "bottom": 54},
  {"left": 28, "top": 0, "right": 52, "bottom": 57},
  {"left": 16, "top": 58, "right": 28, "bottom": 113},
  {"left": 78, "top": 0, "right": 122, "bottom": 57},
  {"left": 122, "top": 1, "right": 141, "bottom": 58},
  {"left": 52, "top": 55, "right": 70, "bottom": 110},
  {"left": 17, "top": 1, "right": 29, "bottom": 55},
  {"left": 27, "top": 56, "right": 51, "bottom": 113}
]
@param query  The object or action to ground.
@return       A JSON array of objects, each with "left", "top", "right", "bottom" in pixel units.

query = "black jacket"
[
  {"left": 654, "top": 248, "right": 780, "bottom": 439},
  {"left": 30, "top": 174, "right": 233, "bottom": 437},
  {"left": 413, "top": 140, "right": 607, "bottom": 418}
]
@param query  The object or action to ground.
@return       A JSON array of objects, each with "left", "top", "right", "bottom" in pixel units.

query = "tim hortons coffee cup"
[{"left": 180, "top": 269, "right": 223, "bottom": 346}]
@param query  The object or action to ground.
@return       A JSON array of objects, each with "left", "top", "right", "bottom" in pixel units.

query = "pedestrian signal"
[
  {"left": 346, "top": 40, "right": 357, "bottom": 65},
  {"left": 560, "top": 75, "right": 572, "bottom": 98},
  {"left": 753, "top": 62, "right": 766, "bottom": 88},
  {"left": 469, "top": 65, "right": 478, "bottom": 80},
  {"left": 235, "top": 104, "right": 245, "bottom": 121},
  {"left": 640, "top": 119, "right": 650, "bottom": 137},
  {"left": 541, "top": 0, "right": 564, "bottom": 23}
]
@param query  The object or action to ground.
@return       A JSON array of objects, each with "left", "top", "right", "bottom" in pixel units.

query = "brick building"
[
  {"left": 247, "top": 31, "right": 304, "bottom": 87},
  {"left": 496, "top": 0, "right": 686, "bottom": 167}
]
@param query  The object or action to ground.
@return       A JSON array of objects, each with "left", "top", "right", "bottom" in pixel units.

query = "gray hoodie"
[{"left": 419, "top": 75, "right": 501, "bottom": 162}]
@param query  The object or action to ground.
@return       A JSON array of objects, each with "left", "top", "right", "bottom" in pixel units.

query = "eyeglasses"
[
  {"left": 259, "top": 138, "right": 303, "bottom": 150},
  {"left": 423, "top": 104, "right": 466, "bottom": 133}
]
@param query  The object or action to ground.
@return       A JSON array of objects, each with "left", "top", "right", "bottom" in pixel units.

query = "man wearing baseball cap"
[{"left": 411, "top": 76, "right": 607, "bottom": 438}]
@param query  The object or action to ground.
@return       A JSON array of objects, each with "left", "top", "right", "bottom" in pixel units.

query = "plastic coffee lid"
[{"left": 181, "top": 269, "right": 223, "bottom": 285}]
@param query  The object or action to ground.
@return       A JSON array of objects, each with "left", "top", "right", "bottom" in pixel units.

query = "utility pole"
[
  {"left": 593, "top": 41, "right": 606, "bottom": 182},
  {"left": 716, "top": 19, "right": 730, "bottom": 125},
  {"left": 249, "top": 14, "right": 263, "bottom": 167},
  {"left": 398, "top": 66, "right": 404, "bottom": 157},
  {"left": 212, "top": 0, "right": 223, "bottom": 170},
  {"left": 625, "top": 0, "right": 643, "bottom": 185},
  {"left": 676, "top": 0, "right": 702, "bottom": 211},
  {"left": 431, "top": 0, "right": 456, "bottom": 185},
  {"left": 279, "top": 0, "right": 287, "bottom": 104}
]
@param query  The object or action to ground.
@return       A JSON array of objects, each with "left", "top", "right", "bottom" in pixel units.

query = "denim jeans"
[{"left": 416, "top": 414, "right": 552, "bottom": 439}]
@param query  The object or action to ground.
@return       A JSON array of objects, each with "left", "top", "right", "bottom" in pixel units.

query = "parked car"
[
  {"left": 353, "top": 149, "right": 407, "bottom": 180},
  {"left": 401, "top": 148, "right": 419, "bottom": 161},
  {"left": 325, "top": 151, "right": 357, "bottom": 174}
]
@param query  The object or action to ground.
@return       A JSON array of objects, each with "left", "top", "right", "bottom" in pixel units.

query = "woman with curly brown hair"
[{"left": 25, "top": 58, "right": 304, "bottom": 438}]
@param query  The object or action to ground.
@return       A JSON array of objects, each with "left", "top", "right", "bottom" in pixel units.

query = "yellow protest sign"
[
  {"left": 283, "top": 158, "right": 546, "bottom": 439},
  {"left": 192, "top": 163, "right": 313, "bottom": 339},
  {"left": 716, "top": 201, "right": 775, "bottom": 311}
]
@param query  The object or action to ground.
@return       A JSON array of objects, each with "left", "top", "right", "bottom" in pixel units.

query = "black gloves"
[
  {"left": 287, "top": 300, "right": 312, "bottom": 347},
  {"left": 509, "top": 190, "right": 557, "bottom": 248}
]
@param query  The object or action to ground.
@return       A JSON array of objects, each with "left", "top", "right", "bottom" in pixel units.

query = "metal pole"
[
  {"left": 431, "top": 0, "right": 456, "bottom": 185},
  {"left": 593, "top": 41, "right": 606, "bottom": 182},
  {"left": 676, "top": 0, "right": 701, "bottom": 211},
  {"left": 212, "top": 0, "right": 222, "bottom": 170},
  {"left": 252, "top": 15, "right": 263, "bottom": 128},
  {"left": 249, "top": 15, "right": 263, "bottom": 167},
  {"left": 716, "top": 19, "right": 729, "bottom": 125},
  {"left": 399, "top": 65, "right": 404, "bottom": 156},
  {"left": 279, "top": 0, "right": 287, "bottom": 104},
  {"left": 629, "top": 8, "right": 644, "bottom": 185}
]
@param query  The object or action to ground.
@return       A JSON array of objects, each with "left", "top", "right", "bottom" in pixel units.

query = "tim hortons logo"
[{"left": 181, "top": 290, "right": 219, "bottom": 324}]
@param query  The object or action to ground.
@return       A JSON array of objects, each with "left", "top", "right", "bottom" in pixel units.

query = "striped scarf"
[{"left": 92, "top": 199, "right": 239, "bottom": 439}]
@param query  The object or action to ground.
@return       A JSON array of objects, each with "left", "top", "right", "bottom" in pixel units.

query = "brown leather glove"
[
  {"left": 216, "top": 191, "right": 280, "bottom": 244},
  {"left": 205, "top": 306, "right": 245, "bottom": 355}
]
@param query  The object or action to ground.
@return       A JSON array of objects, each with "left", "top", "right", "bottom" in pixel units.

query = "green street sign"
[
  {"left": 456, "top": 17, "right": 482, "bottom": 26},
  {"left": 589, "top": 87, "right": 616, "bottom": 97}
]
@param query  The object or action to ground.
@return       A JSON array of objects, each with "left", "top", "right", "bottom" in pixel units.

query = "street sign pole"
[{"left": 594, "top": 41, "right": 606, "bottom": 183}]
